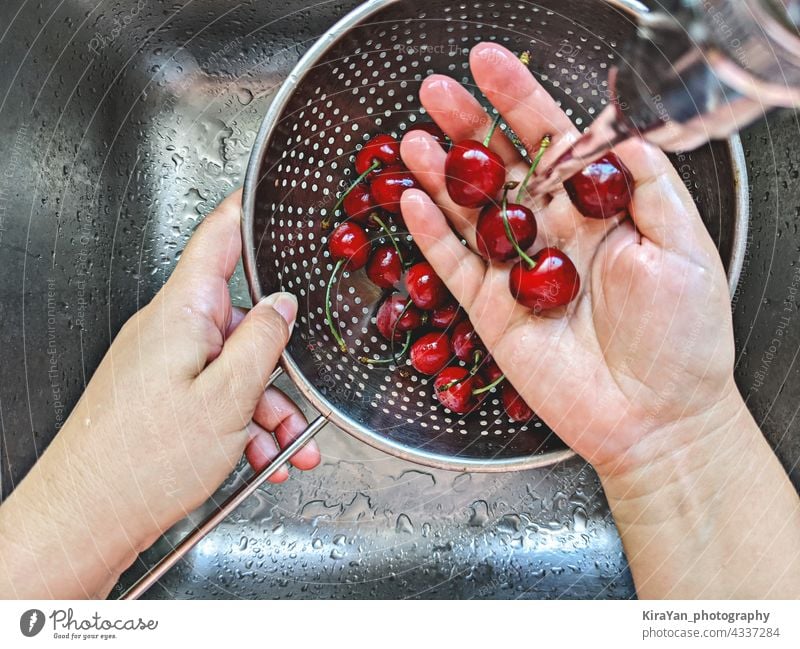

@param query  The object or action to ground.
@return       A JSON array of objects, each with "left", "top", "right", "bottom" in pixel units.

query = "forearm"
[
  {"left": 599, "top": 390, "right": 800, "bottom": 599},
  {"left": 0, "top": 425, "right": 145, "bottom": 599}
]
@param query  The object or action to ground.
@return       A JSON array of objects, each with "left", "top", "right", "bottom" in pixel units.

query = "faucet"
[{"left": 613, "top": 0, "right": 800, "bottom": 151}]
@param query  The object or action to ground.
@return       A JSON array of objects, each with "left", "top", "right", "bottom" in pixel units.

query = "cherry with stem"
[
  {"left": 371, "top": 214, "right": 405, "bottom": 267},
  {"left": 410, "top": 332, "right": 452, "bottom": 376},
  {"left": 355, "top": 134, "right": 401, "bottom": 177},
  {"left": 325, "top": 223, "right": 370, "bottom": 352},
  {"left": 436, "top": 350, "right": 485, "bottom": 393},
  {"left": 322, "top": 160, "right": 381, "bottom": 229},
  {"left": 563, "top": 152, "right": 634, "bottom": 219},
  {"left": 509, "top": 247, "right": 581, "bottom": 311},
  {"left": 444, "top": 113, "right": 506, "bottom": 208},
  {"left": 434, "top": 362, "right": 486, "bottom": 415},
  {"left": 501, "top": 187, "right": 538, "bottom": 268},
  {"left": 476, "top": 181, "right": 537, "bottom": 262}
]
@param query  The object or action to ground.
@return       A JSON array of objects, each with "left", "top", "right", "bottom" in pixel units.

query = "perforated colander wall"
[{"left": 248, "top": 0, "right": 740, "bottom": 468}]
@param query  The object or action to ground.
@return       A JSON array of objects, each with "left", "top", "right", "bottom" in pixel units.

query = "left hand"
[{"left": 0, "top": 190, "right": 320, "bottom": 598}]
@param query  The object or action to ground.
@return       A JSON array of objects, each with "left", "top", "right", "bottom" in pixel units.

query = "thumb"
[{"left": 195, "top": 292, "right": 298, "bottom": 428}]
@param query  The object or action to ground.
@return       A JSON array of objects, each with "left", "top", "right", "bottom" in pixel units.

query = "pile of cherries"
[{"left": 323, "top": 108, "right": 633, "bottom": 420}]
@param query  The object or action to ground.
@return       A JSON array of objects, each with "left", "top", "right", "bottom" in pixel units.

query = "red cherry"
[
  {"left": 376, "top": 294, "right": 424, "bottom": 341},
  {"left": 502, "top": 383, "right": 534, "bottom": 422},
  {"left": 479, "top": 356, "right": 504, "bottom": 384},
  {"left": 405, "top": 262, "right": 448, "bottom": 310},
  {"left": 329, "top": 222, "right": 370, "bottom": 270},
  {"left": 509, "top": 247, "right": 580, "bottom": 311},
  {"left": 430, "top": 299, "right": 465, "bottom": 330},
  {"left": 563, "top": 152, "right": 633, "bottom": 219},
  {"left": 476, "top": 201, "right": 537, "bottom": 262},
  {"left": 410, "top": 121, "right": 448, "bottom": 150},
  {"left": 410, "top": 333, "right": 452, "bottom": 375},
  {"left": 355, "top": 134, "right": 401, "bottom": 178},
  {"left": 342, "top": 184, "right": 375, "bottom": 224},
  {"left": 451, "top": 320, "right": 485, "bottom": 363},
  {"left": 434, "top": 366, "right": 485, "bottom": 415},
  {"left": 370, "top": 165, "right": 419, "bottom": 215},
  {"left": 444, "top": 140, "right": 506, "bottom": 208},
  {"left": 366, "top": 244, "right": 403, "bottom": 289}
]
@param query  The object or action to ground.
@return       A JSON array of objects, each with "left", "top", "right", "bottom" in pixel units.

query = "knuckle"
[{"left": 253, "top": 308, "right": 290, "bottom": 345}]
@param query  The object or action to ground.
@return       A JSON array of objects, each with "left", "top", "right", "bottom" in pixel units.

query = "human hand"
[
  {"left": 64, "top": 188, "right": 321, "bottom": 527},
  {"left": 399, "top": 43, "right": 738, "bottom": 476},
  {"left": 0, "top": 190, "right": 320, "bottom": 597}
]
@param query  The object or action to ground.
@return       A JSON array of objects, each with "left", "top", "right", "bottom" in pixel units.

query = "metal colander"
[
  {"left": 241, "top": 0, "right": 748, "bottom": 472},
  {"left": 124, "top": 0, "right": 749, "bottom": 599}
]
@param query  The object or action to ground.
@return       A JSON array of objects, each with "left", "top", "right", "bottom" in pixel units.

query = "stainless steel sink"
[{"left": 1, "top": 0, "right": 798, "bottom": 599}]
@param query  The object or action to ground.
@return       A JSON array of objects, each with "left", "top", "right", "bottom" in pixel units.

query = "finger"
[
  {"left": 254, "top": 386, "right": 321, "bottom": 471},
  {"left": 245, "top": 422, "right": 290, "bottom": 483},
  {"left": 470, "top": 43, "right": 578, "bottom": 157},
  {"left": 201, "top": 306, "right": 248, "bottom": 366},
  {"left": 174, "top": 189, "right": 243, "bottom": 284},
  {"left": 226, "top": 306, "right": 248, "bottom": 338},
  {"left": 401, "top": 189, "right": 485, "bottom": 311},
  {"left": 401, "top": 130, "right": 479, "bottom": 246},
  {"left": 158, "top": 190, "right": 243, "bottom": 339},
  {"left": 419, "top": 75, "right": 522, "bottom": 168},
  {"left": 613, "top": 139, "right": 717, "bottom": 261},
  {"left": 195, "top": 292, "right": 297, "bottom": 428}
]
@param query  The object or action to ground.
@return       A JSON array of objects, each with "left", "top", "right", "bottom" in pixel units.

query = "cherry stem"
[
  {"left": 360, "top": 332, "right": 411, "bottom": 366},
  {"left": 437, "top": 376, "right": 463, "bottom": 393},
  {"left": 470, "top": 350, "right": 484, "bottom": 375},
  {"left": 482, "top": 113, "right": 502, "bottom": 148},
  {"left": 322, "top": 160, "right": 381, "bottom": 229},
  {"left": 325, "top": 258, "right": 348, "bottom": 353},
  {"left": 472, "top": 373, "right": 506, "bottom": 395},
  {"left": 390, "top": 299, "right": 414, "bottom": 363},
  {"left": 501, "top": 187, "right": 537, "bottom": 269},
  {"left": 436, "top": 348, "right": 484, "bottom": 393},
  {"left": 517, "top": 135, "right": 551, "bottom": 203},
  {"left": 372, "top": 214, "right": 405, "bottom": 266}
]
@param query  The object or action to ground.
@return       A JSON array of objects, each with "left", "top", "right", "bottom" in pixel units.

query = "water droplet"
[
  {"left": 573, "top": 507, "right": 588, "bottom": 532},
  {"left": 468, "top": 500, "right": 490, "bottom": 527},
  {"left": 235, "top": 87, "right": 254, "bottom": 105},
  {"left": 395, "top": 513, "right": 414, "bottom": 534}
]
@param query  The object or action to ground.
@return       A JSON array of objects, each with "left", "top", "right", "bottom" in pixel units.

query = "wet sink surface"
[{"left": 1, "top": 0, "right": 798, "bottom": 599}]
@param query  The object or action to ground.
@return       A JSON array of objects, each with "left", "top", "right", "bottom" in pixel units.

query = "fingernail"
[
  {"left": 262, "top": 292, "right": 298, "bottom": 332},
  {"left": 406, "top": 129, "right": 430, "bottom": 145}
]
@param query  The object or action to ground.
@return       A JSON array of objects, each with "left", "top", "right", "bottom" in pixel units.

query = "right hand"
[{"left": 399, "top": 42, "right": 739, "bottom": 476}]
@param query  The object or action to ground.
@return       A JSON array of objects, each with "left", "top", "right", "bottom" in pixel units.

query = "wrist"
[
  {"left": 0, "top": 466, "right": 140, "bottom": 599},
  {"left": 593, "top": 382, "right": 800, "bottom": 599},
  {"left": 0, "top": 419, "right": 146, "bottom": 598},
  {"left": 595, "top": 382, "right": 759, "bottom": 525}
]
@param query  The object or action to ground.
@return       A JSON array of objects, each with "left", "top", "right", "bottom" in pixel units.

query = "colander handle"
[{"left": 120, "top": 368, "right": 328, "bottom": 600}]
